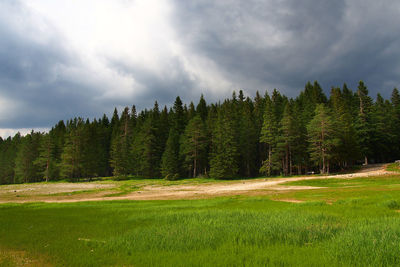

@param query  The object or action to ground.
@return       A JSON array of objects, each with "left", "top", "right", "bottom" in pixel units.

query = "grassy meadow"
[{"left": 1, "top": 174, "right": 400, "bottom": 266}]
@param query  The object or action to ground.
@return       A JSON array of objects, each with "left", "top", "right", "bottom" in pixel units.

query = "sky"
[{"left": 1, "top": 0, "right": 400, "bottom": 138}]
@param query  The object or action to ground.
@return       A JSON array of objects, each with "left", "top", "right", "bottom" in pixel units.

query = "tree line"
[{"left": 1, "top": 81, "right": 399, "bottom": 184}]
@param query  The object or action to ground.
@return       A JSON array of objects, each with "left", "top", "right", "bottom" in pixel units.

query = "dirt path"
[{"left": 0, "top": 164, "right": 395, "bottom": 203}]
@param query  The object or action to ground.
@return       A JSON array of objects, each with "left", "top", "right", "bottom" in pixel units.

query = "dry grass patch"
[{"left": 0, "top": 247, "right": 51, "bottom": 267}]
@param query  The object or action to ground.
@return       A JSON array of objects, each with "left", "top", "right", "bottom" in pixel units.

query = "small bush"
[
  {"left": 112, "top": 175, "right": 129, "bottom": 181},
  {"left": 386, "top": 200, "right": 400, "bottom": 210},
  {"left": 164, "top": 174, "right": 180, "bottom": 181}
]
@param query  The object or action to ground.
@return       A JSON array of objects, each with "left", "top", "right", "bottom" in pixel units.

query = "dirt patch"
[
  {"left": 0, "top": 164, "right": 395, "bottom": 203},
  {"left": 273, "top": 199, "right": 305, "bottom": 203},
  {"left": 0, "top": 247, "right": 52, "bottom": 266},
  {"left": 1, "top": 183, "right": 113, "bottom": 195}
]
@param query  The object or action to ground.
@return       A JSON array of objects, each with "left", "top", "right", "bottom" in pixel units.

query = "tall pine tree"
[{"left": 307, "top": 104, "right": 338, "bottom": 174}]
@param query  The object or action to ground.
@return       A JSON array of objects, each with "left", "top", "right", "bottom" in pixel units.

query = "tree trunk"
[
  {"left": 289, "top": 146, "right": 292, "bottom": 175},
  {"left": 193, "top": 158, "right": 197, "bottom": 178},
  {"left": 247, "top": 161, "right": 250, "bottom": 177},
  {"left": 364, "top": 156, "right": 368, "bottom": 165},
  {"left": 268, "top": 145, "right": 272, "bottom": 176},
  {"left": 285, "top": 145, "right": 289, "bottom": 176},
  {"left": 46, "top": 159, "right": 49, "bottom": 182},
  {"left": 327, "top": 160, "right": 330, "bottom": 174}
]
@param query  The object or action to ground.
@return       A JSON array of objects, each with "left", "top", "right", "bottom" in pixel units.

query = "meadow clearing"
[{"left": 0, "top": 164, "right": 400, "bottom": 266}]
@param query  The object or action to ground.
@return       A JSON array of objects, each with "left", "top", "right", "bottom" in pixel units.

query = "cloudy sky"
[{"left": 1, "top": 0, "right": 400, "bottom": 138}]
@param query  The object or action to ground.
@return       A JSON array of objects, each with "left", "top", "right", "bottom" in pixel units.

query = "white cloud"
[
  {"left": 22, "top": 0, "right": 234, "bottom": 100},
  {"left": 0, "top": 128, "right": 49, "bottom": 139}
]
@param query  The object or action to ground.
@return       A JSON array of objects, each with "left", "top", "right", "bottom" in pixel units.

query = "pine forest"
[{"left": 1, "top": 81, "right": 400, "bottom": 184}]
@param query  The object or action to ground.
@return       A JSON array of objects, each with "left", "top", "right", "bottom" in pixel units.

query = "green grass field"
[{"left": 1, "top": 175, "right": 400, "bottom": 266}]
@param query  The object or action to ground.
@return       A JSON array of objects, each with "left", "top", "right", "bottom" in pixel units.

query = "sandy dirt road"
[{"left": 0, "top": 164, "right": 395, "bottom": 203}]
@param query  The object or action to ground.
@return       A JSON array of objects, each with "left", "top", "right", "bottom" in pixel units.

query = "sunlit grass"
[
  {"left": 1, "top": 173, "right": 400, "bottom": 266},
  {"left": 284, "top": 175, "right": 400, "bottom": 188},
  {"left": 387, "top": 163, "right": 400, "bottom": 173}
]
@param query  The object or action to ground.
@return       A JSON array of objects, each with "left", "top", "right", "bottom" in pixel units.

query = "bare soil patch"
[
  {"left": 272, "top": 199, "right": 305, "bottom": 203},
  {"left": 0, "top": 164, "right": 394, "bottom": 203}
]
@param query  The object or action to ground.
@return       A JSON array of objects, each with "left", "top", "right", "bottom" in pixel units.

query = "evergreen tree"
[
  {"left": 238, "top": 97, "right": 258, "bottom": 177},
  {"left": 180, "top": 115, "right": 208, "bottom": 177},
  {"left": 161, "top": 127, "right": 181, "bottom": 179},
  {"left": 196, "top": 94, "right": 208, "bottom": 122},
  {"left": 34, "top": 133, "right": 56, "bottom": 182},
  {"left": 97, "top": 115, "right": 112, "bottom": 177},
  {"left": 14, "top": 131, "right": 41, "bottom": 183},
  {"left": 355, "top": 81, "right": 373, "bottom": 165},
  {"left": 0, "top": 134, "right": 21, "bottom": 184},
  {"left": 260, "top": 94, "right": 279, "bottom": 176},
  {"left": 307, "top": 104, "right": 338, "bottom": 174},
  {"left": 133, "top": 105, "right": 162, "bottom": 178},
  {"left": 50, "top": 120, "right": 66, "bottom": 179},
  {"left": 329, "top": 86, "right": 358, "bottom": 168},
  {"left": 210, "top": 105, "right": 239, "bottom": 179},
  {"left": 158, "top": 106, "right": 170, "bottom": 157},
  {"left": 253, "top": 91, "right": 266, "bottom": 170},
  {"left": 60, "top": 119, "right": 85, "bottom": 180},
  {"left": 276, "top": 102, "right": 298, "bottom": 175},
  {"left": 110, "top": 107, "right": 132, "bottom": 176},
  {"left": 160, "top": 97, "right": 186, "bottom": 178},
  {"left": 371, "top": 94, "right": 394, "bottom": 162},
  {"left": 291, "top": 100, "right": 308, "bottom": 174},
  {"left": 391, "top": 88, "right": 400, "bottom": 157},
  {"left": 173, "top": 96, "right": 186, "bottom": 134},
  {"left": 187, "top": 102, "right": 196, "bottom": 120}
]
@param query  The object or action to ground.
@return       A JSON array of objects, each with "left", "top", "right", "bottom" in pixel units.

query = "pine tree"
[
  {"left": 307, "top": 104, "right": 338, "bottom": 174},
  {"left": 260, "top": 94, "right": 279, "bottom": 176},
  {"left": 391, "top": 88, "right": 400, "bottom": 158},
  {"left": 196, "top": 94, "right": 208, "bottom": 122},
  {"left": 50, "top": 120, "right": 66, "bottom": 179},
  {"left": 371, "top": 94, "right": 394, "bottom": 162},
  {"left": 133, "top": 106, "right": 162, "bottom": 178},
  {"left": 355, "top": 81, "right": 373, "bottom": 165},
  {"left": 14, "top": 131, "right": 41, "bottom": 183},
  {"left": 173, "top": 96, "right": 186, "bottom": 134},
  {"left": 253, "top": 91, "right": 266, "bottom": 170},
  {"left": 291, "top": 100, "right": 308, "bottom": 174},
  {"left": 238, "top": 97, "right": 257, "bottom": 177},
  {"left": 161, "top": 127, "right": 181, "bottom": 179},
  {"left": 329, "top": 86, "right": 358, "bottom": 168},
  {"left": 160, "top": 97, "right": 186, "bottom": 179},
  {"left": 97, "top": 115, "right": 112, "bottom": 177},
  {"left": 60, "top": 119, "right": 85, "bottom": 181},
  {"left": 180, "top": 115, "right": 208, "bottom": 177},
  {"left": 110, "top": 107, "right": 132, "bottom": 176},
  {"left": 187, "top": 102, "right": 196, "bottom": 120},
  {"left": 276, "top": 102, "right": 298, "bottom": 175},
  {"left": 34, "top": 133, "right": 56, "bottom": 182},
  {"left": 158, "top": 106, "right": 170, "bottom": 157},
  {"left": 0, "top": 134, "right": 21, "bottom": 184},
  {"left": 210, "top": 105, "right": 239, "bottom": 179}
]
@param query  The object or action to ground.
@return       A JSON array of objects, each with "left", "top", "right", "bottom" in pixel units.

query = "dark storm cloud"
[
  {"left": 107, "top": 56, "right": 200, "bottom": 110},
  {"left": 0, "top": 2, "right": 107, "bottom": 128},
  {"left": 171, "top": 0, "right": 400, "bottom": 97},
  {"left": 2, "top": 0, "right": 400, "bottom": 135}
]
